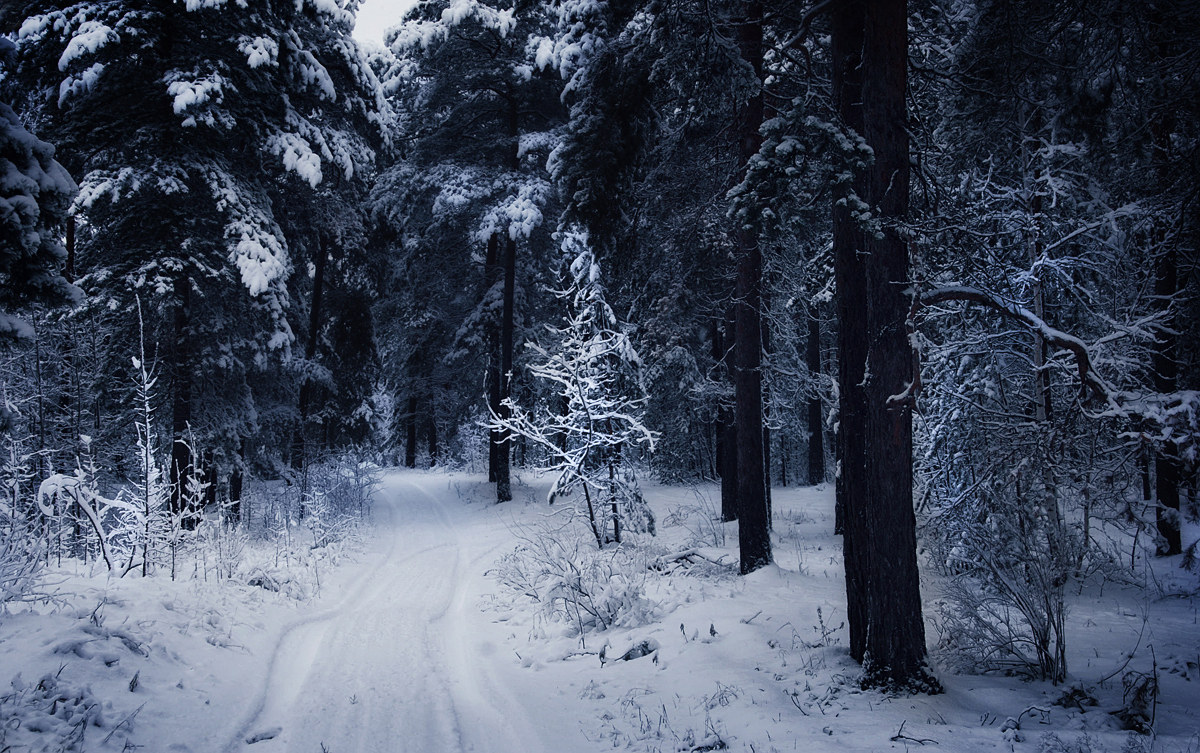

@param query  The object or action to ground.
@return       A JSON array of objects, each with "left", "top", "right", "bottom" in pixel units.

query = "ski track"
[{"left": 225, "top": 473, "right": 549, "bottom": 753}]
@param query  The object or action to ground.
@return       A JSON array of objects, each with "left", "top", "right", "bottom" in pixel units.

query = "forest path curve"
[{"left": 223, "top": 471, "right": 558, "bottom": 753}]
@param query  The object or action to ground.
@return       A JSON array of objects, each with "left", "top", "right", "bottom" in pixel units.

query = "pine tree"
[
  {"left": 494, "top": 230, "right": 656, "bottom": 546},
  {"left": 378, "top": 0, "right": 564, "bottom": 500},
  {"left": 6, "top": 0, "right": 388, "bottom": 503},
  {"left": 0, "top": 36, "right": 76, "bottom": 347}
]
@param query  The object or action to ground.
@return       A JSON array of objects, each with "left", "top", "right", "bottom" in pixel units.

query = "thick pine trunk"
[
  {"left": 170, "top": 275, "right": 196, "bottom": 529},
  {"left": 734, "top": 0, "right": 770, "bottom": 574},
  {"left": 835, "top": 0, "right": 935, "bottom": 690},
  {"left": 860, "top": 0, "right": 931, "bottom": 688},
  {"left": 496, "top": 232, "right": 515, "bottom": 503},
  {"left": 428, "top": 413, "right": 439, "bottom": 467},
  {"left": 762, "top": 280, "right": 773, "bottom": 523},
  {"left": 229, "top": 439, "right": 246, "bottom": 524},
  {"left": 485, "top": 233, "right": 502, "bottom": 482},
  {"left": 405, "top": 395, "right": 418, "bottom": 468},
  {"left": 806, "top": 313, "right": 825, "bottom": 485},
  {"left": 1153, "top": 232, "right": 1182, "bottom": 555},
  {"left": 718, "top": 312, "right": 739, "bottom": 522},
  {"left": 495, "top": 91, "right": 521, "bottom": 503},
  {"left": 294, "top": 241, "right": 327, "bottom": 474},
  {"left": 832, "top": 0, "right": 869, "bottom": 652},
  {"left": 1150, "top": 88, "right": 1182, "bottom": 556}
]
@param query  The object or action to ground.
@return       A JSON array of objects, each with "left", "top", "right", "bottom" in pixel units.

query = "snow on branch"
[
  {"left": 916, "top": 285, "right": 1198, "bottom": 460},
  {"left": 919, "top": 285, "right": 1115, "bottom": 402}
]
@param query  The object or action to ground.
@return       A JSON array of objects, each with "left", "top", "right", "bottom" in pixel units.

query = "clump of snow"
[
  {"left": 57, "top": 21, "right": 117, "bottom": 71},
  {"left": 266, "top": 131, "right": 324, "bottom": 187},
  {"left": 440, "top": 0, "right": 517, "bottom": 36},
  {"left": 474, "top": 179, "right": 552, "bottom": 242},
  {"left": 238, "top": 35, "right": 279, "bottom": 68},
  {"left": 166, "top": 73, "right": 226, "bottom": 121},
  {"left": 57, "top": 62, "right": 105, "bottom": 106},
  {"left": 184, "top": 0, "right": 248, "bottom": 9}
]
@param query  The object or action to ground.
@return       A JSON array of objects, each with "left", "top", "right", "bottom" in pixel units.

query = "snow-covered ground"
[{"left": 1, "top": 469, "right": 1196, "bottom": 752}]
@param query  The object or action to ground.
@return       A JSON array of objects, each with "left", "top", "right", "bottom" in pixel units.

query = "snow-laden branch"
[
  {"left": 919, "top": 285, "right": 1115, "bottom": 403},
  {"left": 916, "top": 285, "right": 1198, "bottom": 459}
]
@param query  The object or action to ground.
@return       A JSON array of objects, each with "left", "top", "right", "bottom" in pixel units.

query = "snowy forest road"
[{"left": 224, "top": 473, "right": 560, "bottom": 753}]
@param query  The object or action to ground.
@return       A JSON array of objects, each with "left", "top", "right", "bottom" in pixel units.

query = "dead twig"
[{"left": 890, "top": 720, "right": 939, "bottom": 746}]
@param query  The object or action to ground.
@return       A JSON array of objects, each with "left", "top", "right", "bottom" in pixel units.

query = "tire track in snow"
[
  {"left": 224, "top": 472, "right": 547, "bottom": 753},
  {"left": 223, "top": 476, "right": 447, "bottom": 752}
]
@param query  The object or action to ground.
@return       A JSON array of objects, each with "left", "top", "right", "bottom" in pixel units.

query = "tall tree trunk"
[
  {"left": 762, "top": 276, "right": 773, "bottom": 524},
  {"left": 170, "top": 275, "right": 195, "bottom": 529},
  {"left": 734, "top": 0, "right": 770, "bottom": 574},
  {"left": 33, "top": 317, "right": 46, "bottom": 480},
  {"left": 65, "top": 217, "right": 82, "bottom": 459},
  {"left": 835, "top": 0, "right": 935, "bottom": 690},
  {"left": 405, "top": 394, "right": 418, "bottom": 468},
  {"left": 428, "top": 412, "right": 439, "bottom": 467},
  {"left": 294, "top": 240, "right": 327, "bottom": 474},
  {"left": 832, "top": 0, "right": 869, "bottom": 649},
  {"left": 1021, "top": 106, "right": 1053, "bottom": 424},
  {"left": 1153, "top": 244, "right": 1182, "bottom": 556},
  {"left": 1150, "top": 71, "right": 1182, "bottom": 556},
  {"left": 495, "top": 90, "right": 521, "bottom": 503},
  {"left": 485, "top": 233, "right": 502, "bottom": 482},
  {"left": 229, "top": 438, "right": 245, "bottom": 524},
  {"left": 202, "top": 451, "right": 218, "bottom": 509},
  {"left": 496, "top": 231, "right": 515, "bottom": 503},
  {"left": 807, "top": 312, "right": 825, "bottom": 485},
  {"left": 859, "top": 0, "right": 931, "bottom": 688},
  {"left": 718, "top": 312, "right": 739, "bottom": 522}
]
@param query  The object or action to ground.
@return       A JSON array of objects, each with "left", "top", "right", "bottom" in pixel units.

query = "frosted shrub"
[
  {"left": 0, "top": 525, "right": 41, "bottom": 606},
  {"left": 494, "top": 517, "right": 656, "bottom": 635},
  {"left": 36, "top": 439, "right": 143, "bottom": 574},
  {"left": 0, "top": 671, "right": 127, "bottom": 751},
  {"left": 932, "top": 468, "right": 1080, "bottom": 683},
  {"left": 302, "top": 454, "right": 377, "bottom": 548},
  {"left": 0, "top": 433, "right": 44, "bottom": 605},
  {"left": 194, "top": 517, "right": 248, "bottom": 581}
]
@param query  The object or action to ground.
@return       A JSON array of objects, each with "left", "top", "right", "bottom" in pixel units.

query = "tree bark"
[
  {"left": 229, "top": 438, "right": 245, "bottom": 524},
  {"left": 861, "top": 0, "right": 930, "bottom": 689},
  {"left": 806, "top": 312, "right": 825, "bottom": 485},
  {"left": 1150, "top": 66, "right": 1182, "bottom": 556},
  {"left": 428, "top": 412, "right": 439, "bottom": 467},
  {"left": 495, "top": 89, "right": 521, "bottom": 503},
  {"left": 405, "top": 394, "right": 418, "bottom": 468},
  {"left": 835, "top": 0, "right": 935, "bottom": 690},
  {"left": 496, "top": 230, "right": 515, "bottom": 503},
  {"left": 170, "top": 275, "right": 196, "bottom": 529},
  {"left": 832, "top": 0, "right": 869, "bottom": 654},
  {"left": 762, "top": 277, "right": 773, "bottom": 524},
  {"left": 734, "top": 0, "right": 770, "bottom": 574},
  {"left": 294, "top": 239, "right": 327, "bottom": 475},
  {"left": 718, "top": 312, "right": 739, "bottom": 522},
  {"left": 485, "top": 233, "right": 502, "bottom": 482}
]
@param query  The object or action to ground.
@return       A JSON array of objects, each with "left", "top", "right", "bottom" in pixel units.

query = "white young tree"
[{"left": 494, "top": 231, "right": 655, "bottom": 548}]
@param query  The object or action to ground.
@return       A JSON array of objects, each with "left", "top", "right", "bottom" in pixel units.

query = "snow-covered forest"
[{"left": 0, "top": 0, "right": 1197, "bottom": 750}]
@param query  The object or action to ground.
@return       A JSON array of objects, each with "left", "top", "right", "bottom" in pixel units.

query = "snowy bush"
[
  {"left": 302, "top": 454, "right": 378, "bottom": 548},
  {"left": 192, "top": 517, "right": 248, "bottom": 581},
  {"left": 493, "top": 515, "right": 656, "bottom": 635},
  {"left": 0, "top": 671, "right": 128, "bottom": 752},
  {"left": 0, "top": 432, "right": 45, "bottom": 606},
  {"left": 931, "top": 465, "right": 1081, "bottom": 682},
  {"left": 663, "top": 489, "right": 725, "bottom": 548}
]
